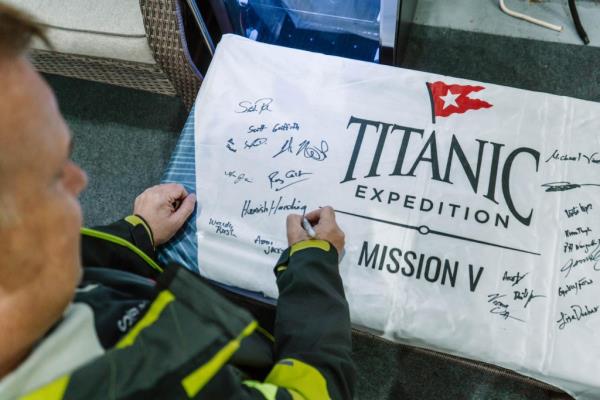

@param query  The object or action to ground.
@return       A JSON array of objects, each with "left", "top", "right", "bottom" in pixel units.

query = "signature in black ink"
[
  {"left": 235, "top": 98, "right": 273, "bottom": 115},
  {"left": 224, "top": 170, "right": 253, "bottom": 184},
  {"left": 248, "top": 124, "right": 267, "bottom": 134},
  {"left": 502, "top": 271, "right": 528, "bottom": 287},
  {"left": 556, "top": 304, "right": 599, "bottom": 330},
  {"left": 241, "top": 196, "right": 307, "bottom": 218},
  {"left": 565, "top": 226, "right": 592, "bottom": 238},
  {"left": 272, "top": 138, "right": 293, "bottom": 158},
  {"left": 268, "top": 169, "right": 313, "bottom": 191},
  {"left": 560, "top": 242, "right": 600, "bottom": 277},
  {"left": 226, "top": 138, "right": 237, "bottom": 153},
  {"left": 558, "top": 277, "right": 593, "bottom": 298},
  {"left": 298, "top": 139, "right": 328, "bottom": 161},
  {"left": 564, "top": 202, "right": 592, "bottom": 218},
  {"left": 541, "top": 181, "right": 600, "bottom": 192},
  {"left": 513, "top": 288, "right": 545, "bottom": 308},
  {"left": 487, "top": 293, "right": 525, "bottom": 322},
  {"left": 564, "top": 238, "right": 599, "bottom": 254},
  {"left": 272, "top": 122, "right": 300, "bottom": 133},
  {"left": 254, "top": 235, "right": 285, "bottom": 255},
  {"left": 244, "top": 137, "right": 268, "bottom": 149},
  {"left": 208, "top": 218, "right": 237, "bottom": 237},
  {"left": 545, "top": 149, "right": 600, "bottom": 164},
  {"left": 272, "top": 136, "right": 329, "bottom": 161}
]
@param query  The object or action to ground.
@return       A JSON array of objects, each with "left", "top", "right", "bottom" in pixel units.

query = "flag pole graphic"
[{"left": 425, "top": 82, "right": 436, "bottom": 124}]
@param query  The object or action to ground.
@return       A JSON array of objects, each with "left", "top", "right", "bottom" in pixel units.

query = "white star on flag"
[{"left": 440, "top": 90, "right": 460, "bottom": 109}]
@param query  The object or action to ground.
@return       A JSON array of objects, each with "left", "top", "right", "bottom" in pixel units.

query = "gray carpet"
[
  {"left": 46, "top": 22, "right": 599, "bottom": 400},
  {"left": 403, "top": 25, "right": 600, "bottom": 102},
  {"left": 46, "top": 74, "right": 187, "bottom": 226}
]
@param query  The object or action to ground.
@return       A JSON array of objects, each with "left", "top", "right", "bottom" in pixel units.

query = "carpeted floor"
[
  {"left": 47, "top": 74, "right": 187, "bottom": 226},
  {"left": 46, "top": 21, "right": 599, "bottom": 400}
]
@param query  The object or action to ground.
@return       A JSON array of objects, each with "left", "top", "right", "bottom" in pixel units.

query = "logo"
[{"left": 426, "top": 81, "right": 493, "bottom": 123}]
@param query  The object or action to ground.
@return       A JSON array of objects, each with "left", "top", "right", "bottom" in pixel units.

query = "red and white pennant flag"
[{"left": 427, "top": 81, "right": 493, "bottom": 122}]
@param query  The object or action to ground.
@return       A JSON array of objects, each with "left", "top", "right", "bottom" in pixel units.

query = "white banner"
[{"left": 195, "top": 35, "right": 600, "bottom": 399}]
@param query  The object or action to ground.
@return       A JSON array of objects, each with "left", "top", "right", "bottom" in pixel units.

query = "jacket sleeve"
[
  {"left": 80, "top": 215, "right": 162, "bottom": 279},
  {"left": 266, "top": 239, "right": 356, "bottom": 400}
]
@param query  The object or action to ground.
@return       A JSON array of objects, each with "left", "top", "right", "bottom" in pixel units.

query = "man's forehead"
[{"left": 1, "top": 58, "right": 57, "bottom": 115}]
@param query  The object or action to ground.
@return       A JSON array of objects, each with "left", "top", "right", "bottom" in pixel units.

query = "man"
[{"left": 0, "top": 4, "right": 355, "bottom": 399}]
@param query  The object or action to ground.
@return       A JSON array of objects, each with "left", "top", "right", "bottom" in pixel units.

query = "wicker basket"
[
  {"left": 140, "top": 0, "right": 203, "bottom": 109},
  {"left": 31, "top": 0, "right": 202, "bottom": 111}
]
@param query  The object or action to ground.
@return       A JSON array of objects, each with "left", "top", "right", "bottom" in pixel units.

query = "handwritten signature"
[
  {"left": 248, "top": 124, "right": 267, "bottom": 134},
  {"left": 563, "top": 238, "right": 599, "bottom": 254},
  {"left": 247, "top": 122, "right": 300, "bottom": 134},
  {"left": 241, "top": 196, "right": 308, "bottom": 218},
  {"left": 208, "top": 218, "right": 237, "bottom": 237},
  {"left": 244, "top": 137, "right": 268, "bottom": 149},
  {"left": 502, "top": 271, "right": 528, "bottom": 287},
  {"left": 235, "top": 98, "right": 273, "bottom": 115},
  {"left": 226, "top": 137, "right": 267, "bottom": 152},
  {"left": 273, "top": 137, "right": 329, "bottom": 161},
  {"left": 565, "top": 226, "right": 592, "bottom": 238},
  {"left": 268, "top": 169, "right": 313, "bottom": 192},
  {"left": 545, "top": 149, "right": 600, "bottom": 164},
  {"left": 558, "top": 277, "right": 593, "bottom": 298},
  {"left": 557, "top": 304, "right": 600, "bottom": 330},
  {"left": 487, "top": 293, "right": 525, "bottom": 322},
  {"left": 254, "top": 235, "right": 285, "bottom": 255},
  {"left": 564, "top": 202, "right": 592, "bottom": 218},
  {"left": 513, "top": 288, "right": 545, "bottom": 308},
  {"left": 224, "top": 170, "right": 253, "bottom": 184},
  {"left": 272, "top": 122, "right": 300, "bottom": 133},
  {"left": 560, "top": 242, "right": 600, "bottom": 277},
  {"left": 226, "top": 138, "right": 237, "bottom": 153},
  {"left": 541, "top": 181, "right": 600, "bottom": 192}
]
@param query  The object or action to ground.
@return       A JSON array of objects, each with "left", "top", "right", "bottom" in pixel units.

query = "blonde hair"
[{"left": 0, "top": 4, "right": 50, "bottom": 58}]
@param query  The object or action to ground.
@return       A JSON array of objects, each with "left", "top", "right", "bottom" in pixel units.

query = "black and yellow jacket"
[{"left": 19, "top": 217, "right": 355, "bottom": 400}]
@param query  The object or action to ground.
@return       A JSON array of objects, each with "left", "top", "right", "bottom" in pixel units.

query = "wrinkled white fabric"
[{"left": 194, "top": 35, "right": 600, "bottom": 399}]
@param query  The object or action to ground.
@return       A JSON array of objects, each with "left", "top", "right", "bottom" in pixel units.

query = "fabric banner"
[{"left": 194, "top": 35, "right": 600, "bottom": 398}]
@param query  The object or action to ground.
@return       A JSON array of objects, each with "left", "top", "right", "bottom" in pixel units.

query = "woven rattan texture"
[
  {"left": 141, "top": 0, "right": 202, "bottom": 110},
  {"left": 31, "top": 50, "right": 177, "bottom": 96}
]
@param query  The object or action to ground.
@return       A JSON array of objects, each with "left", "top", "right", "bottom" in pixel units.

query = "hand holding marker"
[
  {"left": 286, "top": 207, "right": 345, "bottom": 259},
  {"left": 302, "top": 207, "right": 346, "bottom": 261},
  {"left": 302, "top": 216, "right": 317, "bottom": 238}
]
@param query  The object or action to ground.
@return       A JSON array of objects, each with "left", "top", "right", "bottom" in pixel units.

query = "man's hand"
[
  {"left": 133, "top": 183, "right": 196, "bottom": 246},
  {"left": 286, "top": 206, "right": 345, "bottom": 256}
]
